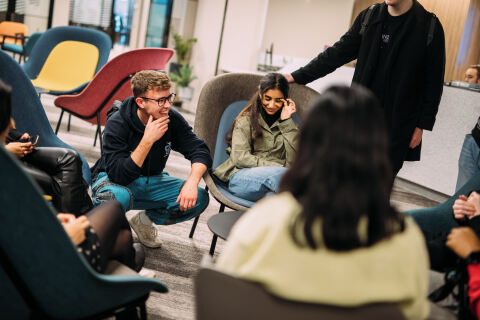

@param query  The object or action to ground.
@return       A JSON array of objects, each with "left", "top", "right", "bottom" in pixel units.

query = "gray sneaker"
[{"left": 128, "top": 211, "right": 162, "bottom": 248}]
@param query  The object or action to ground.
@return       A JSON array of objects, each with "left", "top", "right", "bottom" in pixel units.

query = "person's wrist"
[
  {"left": 140, "top": 136, "right": 154, "bottom": 147},
  {"left": 465, "top": 251, "right": 480, "bottom": 265}
]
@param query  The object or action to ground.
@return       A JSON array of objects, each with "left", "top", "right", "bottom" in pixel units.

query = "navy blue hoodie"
[{"left": 93, "top": 97, "right": 212, "bottom": 186}]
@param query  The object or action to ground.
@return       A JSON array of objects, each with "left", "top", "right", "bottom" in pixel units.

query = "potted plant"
[
  {"left": 170, "top": 64, "right": 198, "bottom": 102},
  {"left": 170, "top": 32, "right": 197, "bottom": 74}
]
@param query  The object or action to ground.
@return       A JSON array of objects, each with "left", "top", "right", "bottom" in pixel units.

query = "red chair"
[{"left": 54, "top": 48, "right": 174, "bottom": 151}]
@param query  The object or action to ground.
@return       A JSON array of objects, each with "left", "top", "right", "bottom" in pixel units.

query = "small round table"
[{"left": 207, "top": 210, "right": 245, "bottom": 255}]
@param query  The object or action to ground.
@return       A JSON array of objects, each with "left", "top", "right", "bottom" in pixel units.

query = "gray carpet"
[{"left": 41, "top": 94, "right": 438, "bottom": 319}]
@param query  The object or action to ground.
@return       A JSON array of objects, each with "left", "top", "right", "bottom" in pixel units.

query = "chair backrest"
[
  {"left": 24, "top": 32, "right": 43, "bottom": 57},
  {"left": 212, "top": 100, "right": 248, "bottom": 170},
  {"left": 0, "top": 146, "right": 168, "bottom": 318},
  {"left": 195, "top": 268, "right": 406, "bottom": 320},
  {"left": 0, "top": 50, "right": 91, "bottom": 184},
  {"left": 194, "top": 73, "right": 319, "bottom": 159},
  {"left": 23, "top": 26, "right": 111, "bottom": 82},
  {"left": 54, "top": 48, "right": 174, "bottom": 125},
  {"left": 0, "top": 21, "right": 27, "bottom": 44},
  {"left": 31, "top": 40, "right": 100, "bottom": 92}
]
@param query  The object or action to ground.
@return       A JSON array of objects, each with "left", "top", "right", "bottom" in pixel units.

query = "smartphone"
[
  {"left": 30, "top": 135, "right": 39, "bottom": 145},
  {"left": 21, "top": 135, "right": 39, "bottom": 145}
]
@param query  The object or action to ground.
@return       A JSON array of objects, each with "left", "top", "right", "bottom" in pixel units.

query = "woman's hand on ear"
[{"left": 280, "top": 99, "right": 296, "bottom": 120}]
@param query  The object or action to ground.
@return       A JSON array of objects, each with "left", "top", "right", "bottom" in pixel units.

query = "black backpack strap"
[
  {"left": 427, "top": 13, "right": 436, "bottom": 46},
  {"left": 359, "top": 4, "right": 378, "bottom": 36}
]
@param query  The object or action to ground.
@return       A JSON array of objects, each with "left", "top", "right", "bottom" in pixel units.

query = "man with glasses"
[{"left": 90, "top": 70, "right": 212, "bottom": 248}]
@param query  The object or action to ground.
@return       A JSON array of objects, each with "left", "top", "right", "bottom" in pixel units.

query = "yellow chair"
[
  {"left": 0, "top": 21, "right": 27, "bottom": 45},
  {"left": 23, "top": 26, "right": 111, "bottom": 95},
  {"left": 31, "top": 41, "right": 99, "bottom": 92}
]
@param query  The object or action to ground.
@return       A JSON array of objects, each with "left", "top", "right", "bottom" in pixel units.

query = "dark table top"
[{"left": 207, "top": 210, "right": 245, "bottom": 240}]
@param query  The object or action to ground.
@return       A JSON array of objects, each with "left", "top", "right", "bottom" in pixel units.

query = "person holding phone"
[
  {"left": 213, "top": 73, "right": 298, "bottom": 201},
  {"left": 0, "top": 80, "right": 146, "bottom": 275},
  {"left": 5, "top": 125, "right": 93, "bottom": 215}
]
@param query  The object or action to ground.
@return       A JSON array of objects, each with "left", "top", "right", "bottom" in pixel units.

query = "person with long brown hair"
[
  {"left": 216, "top": 85, "right": 430, "bottom": 319},
  {"left": 213, "top": 73, "right": 298, "bottom": 201}
]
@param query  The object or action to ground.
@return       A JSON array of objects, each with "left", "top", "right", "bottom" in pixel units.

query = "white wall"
[
  {"left": 218, "top": 0, "right": 269, "bottom": 72},
  {"left": 188, "top": 0, "right": 356, "bottom": 112},
  {"left": 261, "top": 0, "right": 354, "bottom": 60},
  {"left": 24, "top": 0, "right": 53, "bottom": 33},
  {"left": 187, "top": 0, "right": 226, "bottom": 113},
  {"left": 51, "top": 0, "right": 70, "bottom": 28}
]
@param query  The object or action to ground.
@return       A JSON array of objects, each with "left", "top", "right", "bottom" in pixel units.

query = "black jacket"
[
  {"left": 93, "top": 97, "right": 212, "bottom": 186},
  {"left": 291, "top": 1, "right": 445, "bottom": 161}
]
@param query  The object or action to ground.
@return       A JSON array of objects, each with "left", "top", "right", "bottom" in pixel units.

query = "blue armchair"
[
  {"left": 0, "top": 145, "right": 168, "bottom": 319},
  {"left": 0, "top": 50, "right": 92, "bottom": 184}
]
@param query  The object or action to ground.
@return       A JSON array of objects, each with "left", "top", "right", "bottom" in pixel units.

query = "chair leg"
[
  {"left": 67, "top": 114, "right": 71, "bottom": 131},
  {"left": 189, "top": 215, "right": 200, "bottom": 238},
  {"left": 55, "top": 109, "right": 64, "bottom": 134},
  {"left": 94, "top": 127, "right": 98, "bottom": 147},
  {"left": 96, "top": 112, "right": 103, "bottom": 153},
  {"left": 209, "top": 234, "right": 218, "bottom": 256},
  {"left": 139, "top": 302, "right": 147, "bottom": 320}
]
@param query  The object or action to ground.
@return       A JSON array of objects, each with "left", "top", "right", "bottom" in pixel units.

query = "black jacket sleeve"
[
  {"left": 291, "top": 10, "right": 364, "bottom": 85},
  {"left": 6, "top": 129, "right": 23, "bottom": 143},
  {"left": 103, "top": 116, "right": 142, "bottom": 186},
  {"left": 170, "top": 110, "right": 212, "bottom": 169},
  {"left": 417, "top": 17, "right": 445, "bottom": 131}
]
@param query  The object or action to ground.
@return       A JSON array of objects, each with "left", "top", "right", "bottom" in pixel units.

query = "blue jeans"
[
  {"left": 228, "top": 166, "right": 288, "bottom": 202},
  {"left": 456, "top": 134, "right": 480, "bottom": 192},
  {"left": 91, "top": 172, "right": 209, "bottom": 225}
]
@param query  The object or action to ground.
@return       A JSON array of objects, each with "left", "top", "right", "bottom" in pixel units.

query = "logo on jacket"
[
  {"left": 382, "top": 34, "right": 390, "bottom": 43},
  {"left": 164, "top": 142, "right": 171, "bottom": 158}
]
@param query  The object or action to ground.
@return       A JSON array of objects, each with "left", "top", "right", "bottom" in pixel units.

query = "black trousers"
[{"left": 22, "top": 147, "right": 93, "bottom": 215}]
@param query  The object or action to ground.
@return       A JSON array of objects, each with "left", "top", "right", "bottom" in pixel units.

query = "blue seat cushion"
[{"left": 2, "top": 43, "right": 23, "bottom": 54}]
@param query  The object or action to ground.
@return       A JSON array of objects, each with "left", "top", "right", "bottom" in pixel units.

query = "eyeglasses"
[{"left": 141, "top": 93, "right": 176, "bottom": 107}]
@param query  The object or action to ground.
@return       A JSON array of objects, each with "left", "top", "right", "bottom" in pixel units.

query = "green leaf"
[{"left": 170, "top": 64, "right": 197, "bottom": 87}]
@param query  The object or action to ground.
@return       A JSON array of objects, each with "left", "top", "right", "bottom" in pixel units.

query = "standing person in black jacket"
[
  {"left": 91, "top": 70, "right": 212, "bottom": 248},
  {"left": 285, "top": 0, "right": 445, "bottom": 175}
]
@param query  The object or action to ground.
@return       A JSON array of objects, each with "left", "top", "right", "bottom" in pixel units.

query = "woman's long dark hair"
[
  {"left": 226, "top": 73, "right": 289, "bottom": 145},
  {"left": 280, "top": 85, "right": 404, "bottom": 251},
  {"left": 0, "top": 80, "right": 12, "bottom": 135}
]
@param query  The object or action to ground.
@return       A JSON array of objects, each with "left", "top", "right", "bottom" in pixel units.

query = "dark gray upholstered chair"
[
  {"left": 195, "top": 268, "right": 406, "bottom": 320},
  {"left": 188, "top": 73, "right": 319, "bottom": 244},
  {"left": 0, "top": 146, "right": 168, "bottom": 319}
]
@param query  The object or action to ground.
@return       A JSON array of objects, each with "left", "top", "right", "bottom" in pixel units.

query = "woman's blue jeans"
[
  {"left": 228, "top": 166, "right": 288, "bottom": 202},
  {"left": 456, "top": 134, "right": 480, "bottom": 192},
  {"left": 91, "top": 172, "right": 209, "bottom": 225}
]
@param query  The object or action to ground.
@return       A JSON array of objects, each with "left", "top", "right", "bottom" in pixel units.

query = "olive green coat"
[{"left": 213, "top": 114, "right": 299, "bottom": 182}]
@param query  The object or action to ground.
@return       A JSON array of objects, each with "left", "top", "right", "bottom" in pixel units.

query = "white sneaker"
[
  {"left": 128, "top": 211, "right": 162, "bottom": 248},
  {"left": 139, "top": 267, "right": 156, "bottom": 278}
]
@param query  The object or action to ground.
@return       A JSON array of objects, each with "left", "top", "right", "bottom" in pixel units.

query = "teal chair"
[
  {"left": 23, "top": 26, "right": 111, "bottom": 95},
  {"left": 0, "top": 145, "right": 168, "bottom": 319},
  {"left": 1, "top": 32, "right": 43, "bottom": 63},
  {"left": 0, "top": 50, "right": 92, "bottom": 184},
  {"left": 404, "top": 172, "right": 480, "bottom": 234}
]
